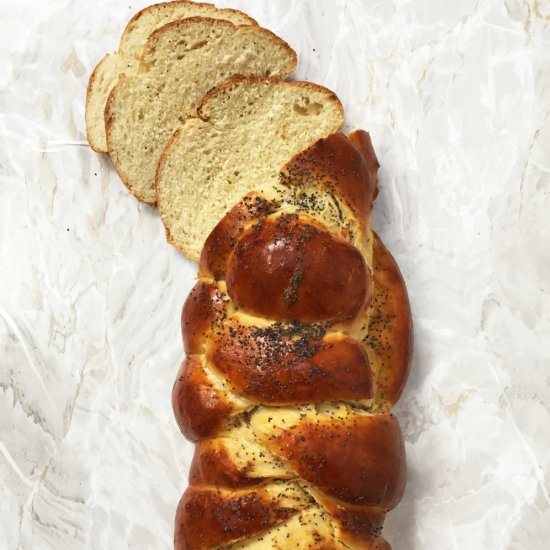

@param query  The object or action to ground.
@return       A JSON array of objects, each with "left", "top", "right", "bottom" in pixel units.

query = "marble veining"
[{"left": 1, "top": 0, "right": 549, "bottom": 548}]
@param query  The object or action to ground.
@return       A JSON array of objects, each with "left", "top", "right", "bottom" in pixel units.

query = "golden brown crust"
[
  {"left": 174, "top": 487, "right": 297, "bottom": 549},
  {"left": 314, "top": 494, "right": 390, "bottom": 548},
  {"left": 348, "top": 130, "right": 380, "bottom": 199},
  {"left": 209, "top": 329, "right": 373, "bottom": 404},
  {"left": 189, "top": 441, "right": 263, "bottom": 488},
  {"left": 264, "top": 414, "right": 406, "bottom": 510},
  {"left": 332, "top": 508, "right": 390, "bottom": 549},
  {"left": 280, "top": 131, "right": 377, "bottom": 224},
  {"left": 226, "top": 213, "right": 371, "bottom": 323},
  {"left": 199, "top": 194, "right": 280, "bottom": 279},
  {"left": 173, "top": 131, "right": 411, "bottom": 547},
  {"left": 329, "top": 507, "right": 387, "bottom": 548},
  {"left": 181, "top": 280, "right": 226, "bottom": 354},
  {"left": 172, "top": 357, "right": 234, "bottom": 441},
  {"left": 366, "top": 233, "right": 413, "bottom": 404}
]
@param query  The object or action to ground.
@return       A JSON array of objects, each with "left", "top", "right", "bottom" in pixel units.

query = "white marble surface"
[{"left": 1, "top": 0, "right": 549, "bottom": 548}]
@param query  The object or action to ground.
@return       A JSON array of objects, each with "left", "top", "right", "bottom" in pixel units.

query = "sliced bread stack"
[
  {"left": 86, "top": 1, "right": 256, "bottom": 153},
  {"left": 86, "top": 0, "right": 346, "bottom": 255},
  {"left": 105, "top": 19, "right": 298, "bottom": 204}
]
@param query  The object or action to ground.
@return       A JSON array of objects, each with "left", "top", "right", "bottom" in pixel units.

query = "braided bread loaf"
[{"left": 173, "top": 131, "right": 412, "bottom": 549}]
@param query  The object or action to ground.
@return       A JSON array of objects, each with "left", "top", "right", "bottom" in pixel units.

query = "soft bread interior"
[
  {"left": 86, "top": 1, "right": 255, "bottom": 152},
  {"left": 157, "top": 76, "right": 344, "bottom": 260},
  {"left": 118, "top": 1, "right": 256, "bottom": 60},
  {"left": 105, "top": 18, "right": 297, "bottom": 204}
]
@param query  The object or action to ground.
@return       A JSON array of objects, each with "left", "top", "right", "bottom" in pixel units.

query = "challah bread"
[
  {"left": 173, "top": 131, "right": 412, "bottom": 548},
  {"left": 156, "top": 76, "right": 344, "bottom": 261},
  {"left": 105, "top": 19, "right": 297, "bottom": 204},
  {"left": 86, "top": 0, "right": 256, "bottom": 152}
]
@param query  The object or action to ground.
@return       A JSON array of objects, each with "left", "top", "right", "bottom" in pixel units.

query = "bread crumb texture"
[
  {"left": 157, "top": 76, "right": 344, "bottom": 259},
  {"left": 106, "top": 19, "right": 296, "bottom": 203},
  {"left": 86, "top": 0, "right": 256, "bottom": 152}
]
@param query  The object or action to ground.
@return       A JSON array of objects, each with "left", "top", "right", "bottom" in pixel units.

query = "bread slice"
[
  {"left": 105, "top": 18, "right": 297, "bottom": 205},
  {"left": 86, "top": 1, "right": 256, "bottom": 153},
  {"left": 156, "top": 76, "right": 344, "bottom": 261}
]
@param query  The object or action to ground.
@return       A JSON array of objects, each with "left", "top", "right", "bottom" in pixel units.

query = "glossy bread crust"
[
  {"left": 348, "top": 129, "right": 380, "bottom": 200},
  {"left": 209, "top": 329, "right": 373, "bottom": 403},
  {"left": 318, "top": 498, "right": 390, "bottom": 549},
  {"left": 174, "top": 487, "right": 297, "bottom": 549},
  {"left": 281, "top": 130, "right": 378, "bottom": 221},
  {"left": 189, "top": 441, "right": 262, "bottom": 488},
  {"left": 366, "top": 233, "right": 413, "bottom": 404},
  {"left": 199, "top": 194, "right": 280, "bottom": 280},
  {"left": 173, "top": 131, "right": 411, "bottom": 549},
  {"left": 264, "top": 414, "right": 406, "bottom": 509},
  {"left": 181, "top": 280, "right": 226, "bottom": 354},
  {"left": 172, "top": 357, "right": 234, "bottom": 441},
  {"left": 225, "top": 213, "right": 371, "bottom": 323}
]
